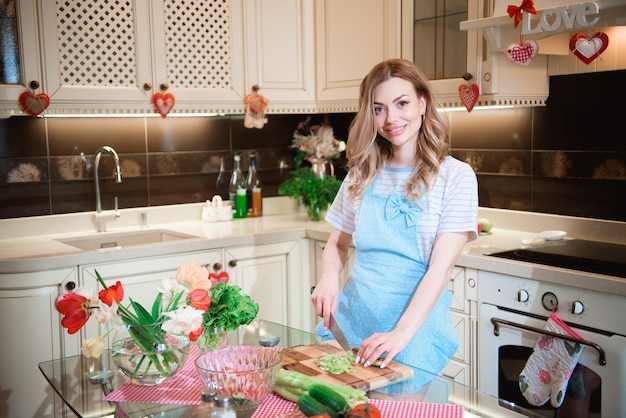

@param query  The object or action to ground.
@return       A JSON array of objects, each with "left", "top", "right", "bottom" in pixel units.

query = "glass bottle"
[
  {"left": 211, "top": 394, "right": 236, "bottom": 418},
  {"left": 228, "top": 154, "right": 247, "bottom": 218},
  {"left": 215, "top": 157, "right": 229, "bottom": 200},
  {"left": 246, "top": 151, "right": 262, "bottom": 217},
  {"left": 196, "top": 389, "right": 216, "bottom": 417}
]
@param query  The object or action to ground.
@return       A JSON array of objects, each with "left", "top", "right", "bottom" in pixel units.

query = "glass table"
[{"left": 39, "top": 320, "right": 549, "bottom": 418}]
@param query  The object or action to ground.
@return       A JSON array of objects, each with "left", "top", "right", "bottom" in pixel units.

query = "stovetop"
[{"left": 486, "top": 239, "right": 626, "bottom": 279}]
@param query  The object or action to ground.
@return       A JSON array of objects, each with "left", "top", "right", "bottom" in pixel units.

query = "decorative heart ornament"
[
  {"left": 152, "top": 92, "right": 175, "bottom": 118},
  {"left": 505, "top": 40, "right": 539, "bottom": 66},
  {"left": 18, "top": 91, "right": 50, "bottom": 117},
  {"left": 569, "top": 32, "right": 609, "bottom": 65},
  {"left": 459, "top": 83, "right": 479, "bottom": 112}
]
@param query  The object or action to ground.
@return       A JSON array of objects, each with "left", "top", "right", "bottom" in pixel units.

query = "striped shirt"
[{"left": 326, "top": 156, "right": 478, "bottom": 263}]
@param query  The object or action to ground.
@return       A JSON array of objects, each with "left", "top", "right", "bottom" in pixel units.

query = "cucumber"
[
  {"left": 308, "top": 384, "right": 349, "bottom": 414},
  {"left": 297, "top": 393, "right": 338, "bottom": 418}
]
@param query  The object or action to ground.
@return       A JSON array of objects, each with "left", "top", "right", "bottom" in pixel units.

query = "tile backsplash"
[{"left": 1, "top": 70, "right": 624, "bottom": 222}]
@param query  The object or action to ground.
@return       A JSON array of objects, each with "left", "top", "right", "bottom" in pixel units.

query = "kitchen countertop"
[{"left": 1, "top": 197, "right": 626, "bottom": 297}]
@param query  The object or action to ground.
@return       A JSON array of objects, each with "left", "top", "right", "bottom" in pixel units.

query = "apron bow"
[{"left": 384, "top": 191, "right": 422, "bottom": 227}]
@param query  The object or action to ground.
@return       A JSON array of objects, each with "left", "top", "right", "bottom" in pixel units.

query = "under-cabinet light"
[
  {"left": 43, "top": 112, "right": 225, "bottom": 118},
  {"left": 437, "top": 105, "right": 516, "bottom": 113}
]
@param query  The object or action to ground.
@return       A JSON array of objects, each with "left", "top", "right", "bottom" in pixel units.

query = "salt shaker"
[
  {"left": 196, "top": 389, "right": 217, "bottom": 417},
  {"left": 211, "top": 393, "right": 236, "bottom": 418}
]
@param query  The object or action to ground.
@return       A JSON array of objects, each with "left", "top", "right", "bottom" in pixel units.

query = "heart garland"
[
  {"left": 459, "top": 83, "right": 479, "bottom": 112},
  {"left": 569, "top": 32, "right": 609, "bottom": 65},
  {"left": 505, "top": 40, "right": 539, "bottom": 66},
  {"left": 19, "top": 91, "right": 50, "bottom": 117},
  {"left": 152, "top": 92, "right": 175, "bottom": 118}
]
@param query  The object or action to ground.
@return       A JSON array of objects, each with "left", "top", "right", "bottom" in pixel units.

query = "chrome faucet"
[{"left": 94, "top": 146, "right": 122, "bottom": 232}]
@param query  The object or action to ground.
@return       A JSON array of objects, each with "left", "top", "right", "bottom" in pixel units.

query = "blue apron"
[{"left": 317, "top": 179, "right": 458, "bottom": 392}]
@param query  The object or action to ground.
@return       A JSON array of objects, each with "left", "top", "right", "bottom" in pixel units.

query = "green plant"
[{"left": 279, "top": 167, "right": 341, "bottom": 221}]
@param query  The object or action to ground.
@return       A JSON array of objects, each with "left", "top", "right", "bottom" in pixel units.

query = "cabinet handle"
[
  {"left": 228, "top": 259, "right": 237, "bottom": 267},
  {"left": 490, "top": 317, "right": 606, "bottom": 366},
  {"left": 159, "top": 83, "right": 169, "bottom": 91},
  {"left": 211, "top": 262, "right": 222, "bottom": 272},
  {"left": 65, "top": 281, "right": 76, "bottom": 291},
  {"left": 29, "top": 80, "right": 40, "bottom": 89},
  {"left": 143, "top": 82, "right": 152, "bottom": 91}
]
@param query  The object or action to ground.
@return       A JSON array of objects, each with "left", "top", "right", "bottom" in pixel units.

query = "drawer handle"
[
  {"left": 491, "top": 317, "right": 606, "bottom": 366},
  {"left": 65, "top": 281, "right": 76, "bottom": 291}
]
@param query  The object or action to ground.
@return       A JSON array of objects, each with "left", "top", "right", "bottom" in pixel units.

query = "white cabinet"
[
  {"left": 0, "top": 0, "right": 43, "bottom": 117},
  {"left": 441, "top": 266, "right": 478, "bottom": 388},
  {"left": 0, "top": 267, "right": 78, "bottom": 418},
  {"left": 315, "top": 0, "right": 402, "bottom": 112},
  {"left": 38, "top": 0, "right": 246, "bottom": 115},
  {"left": 223, "top": 239, "right": 305, "bottom": 330},
  {"left": 79, "top": 251, "right": 221, "bottom": 342},
  {"left": 243, "top": 0, "right": 317, "bottom": 113}
]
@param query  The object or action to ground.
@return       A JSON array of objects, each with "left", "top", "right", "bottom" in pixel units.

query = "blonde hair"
[{"left": 346, "top": 59, "right": 449, "bottom": 203}]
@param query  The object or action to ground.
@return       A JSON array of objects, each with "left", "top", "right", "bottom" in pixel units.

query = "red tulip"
[
  {"left": 56, "top": 293, "right": 92, "bottom": 334},
  {"left": 98, "top": 281, "right": 124, "bottom": 306},
  {"left": 189, "top": 289, "right": 211, "bottom": 311}
]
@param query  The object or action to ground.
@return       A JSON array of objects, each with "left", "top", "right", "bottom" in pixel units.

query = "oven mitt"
[{"left": 519, "top": 310, "right": 584, "bottom": 408}]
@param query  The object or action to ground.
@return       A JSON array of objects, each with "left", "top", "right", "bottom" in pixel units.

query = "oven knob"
[
  {"left": 541, "top": 292, "right": 558, "bottom": 311},
  {"left": 572, "top": 300, "right": 584, "bottom": 315},
  {"left": 517, "top": 289, "right": 529, "bottom": 303}
]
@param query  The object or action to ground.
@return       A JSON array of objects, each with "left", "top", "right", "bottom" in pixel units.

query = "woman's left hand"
[{"left": 355, "top": 329, "right": 412, "bottom": 369}]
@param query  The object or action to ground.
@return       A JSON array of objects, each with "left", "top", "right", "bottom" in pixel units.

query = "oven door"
[{"left": 479, "top": 303, "right": 626, "bottom": 417}]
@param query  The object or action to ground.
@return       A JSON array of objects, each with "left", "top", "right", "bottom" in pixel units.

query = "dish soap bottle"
[
  {"left": 246, "top": 151, "right": 262, "bottom": 217},
  {"left": 211, "top": 394, "right": 236, "bottom": 418},
  {"left": 228, "top": 154, "right": 247, "bottom": 218}
]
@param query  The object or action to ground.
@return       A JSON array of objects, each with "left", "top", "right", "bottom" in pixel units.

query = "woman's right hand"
[{"left": 310, "top": 277, "right": 339, "bottom": 330}]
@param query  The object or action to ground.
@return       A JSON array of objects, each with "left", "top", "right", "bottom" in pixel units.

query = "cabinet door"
[
  {"left": 223, "top": 240, "right": 303, "bottom": 329},
  {"left": 0, "top": 267, "right": 77, "bottom": 418},
  {"left": 243, "top": 0, "right": 316, "bottom": 113},
  {"left": 39, "top": 0, "right": 153, "bottom": 113},
  {"left": 79, "top": 251, "right": 221, "bottom": 341},
  {"left": 315, "top": 0, "right": 401, "bottom": 110},
  {"left": 150, "top": 0, "right": 246, "bottom": 112},
  {"left": 0, "top": 0, "right": 43, "bottom": 116}
]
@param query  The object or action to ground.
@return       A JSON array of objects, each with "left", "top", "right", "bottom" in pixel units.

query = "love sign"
[
  {"left": 459, "top": 83, "right": 479, "bottom": 112},
  {"left": 505, "top": 40, "right": 539, "bottom": 66},
  {"left": 152, "top": 92, "right": 175, "bottom": 118},
  {"left": 569, "top": 32, "right": 609, "bottom": 65},
  {"left": 19, "top": 91, "right": 50, "bottom": 117}
]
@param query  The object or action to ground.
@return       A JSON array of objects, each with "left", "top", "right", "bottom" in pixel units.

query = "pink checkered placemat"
[{"left": 105, "top": 344, "right": 464, "bottom": 417}]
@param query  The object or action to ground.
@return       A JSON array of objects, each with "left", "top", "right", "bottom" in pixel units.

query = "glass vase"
[
  {"left": 197, "top": 327, "right": 228, "bottom": 354},
  {"left": 111, "top": 323, "right": 190, "bottom": 386},
  {"left": 306, "top": 203, "right": 326, "bottom": 221},
  {"left": 309, "top": 158, "right": 328, "bottom": 179}
]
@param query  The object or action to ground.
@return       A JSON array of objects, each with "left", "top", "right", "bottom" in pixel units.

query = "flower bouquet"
[
  {"left": 56, "top": 259, "right": 259, "bottom": 385},
  {"left": 279, "top": 118, "right": 344, "bottom": 221}
]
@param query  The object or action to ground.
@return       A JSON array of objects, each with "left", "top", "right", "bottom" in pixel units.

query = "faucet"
[{"left": 94, "top": 146, "right": 122, "bottom": 232}]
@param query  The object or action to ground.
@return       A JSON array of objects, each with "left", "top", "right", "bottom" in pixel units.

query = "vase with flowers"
[
  {"left": 56, "top": 259, "right": 258, "bottom": 386},
  {"left": 279, "top": 118, "right": 345, "bottom": 221}
]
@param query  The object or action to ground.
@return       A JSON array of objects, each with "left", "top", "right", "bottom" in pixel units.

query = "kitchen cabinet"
[
  {"left": 0, "top": 0, "right": 43, "bottom": 117},
  {"left": 401, "top": 0, "right": 483, "bottom": 107},
  {"left": 222, "top": 239, "right": 305, "bottom": 330},
  {"left": 441, "top": 266, "right": 478, "bottom": 387},
  {"left": 0, "top": 267, "right": 78, "bottom": 418},
  {"left": 315, "top": 0, "right": 402, "bottom": 112},
  {"left": 243, "top": 0, "right": 317, "bottom": 113},
  {"left": 37, "top": 0, "right": 246, "bottom": 115}
]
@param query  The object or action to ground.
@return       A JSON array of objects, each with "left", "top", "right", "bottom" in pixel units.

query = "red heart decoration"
[
  {"left": 459, "top": 83, "right": 479, "bottom": 112},
  {"left": 505, "top": 40, "right": 538, "bottom": 66},
  {"left": 152, "top": 92, "right": 175, "bottom": 118},
  {"left": 18, "top": 91, "right": 50, "bottom": 117},
  {"left": 569, "top": 32, "right": 609, "bottom": 65}
]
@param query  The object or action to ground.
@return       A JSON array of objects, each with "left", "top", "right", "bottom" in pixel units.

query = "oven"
[{"left": 478, "top": 270, "right": 626, "bottom": 417}]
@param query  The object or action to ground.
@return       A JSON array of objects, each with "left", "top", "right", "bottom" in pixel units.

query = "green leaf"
[{"left": 278, "top": 167, "right": 341, "bottom": 214}]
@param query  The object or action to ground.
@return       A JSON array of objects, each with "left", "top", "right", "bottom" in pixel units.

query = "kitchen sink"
[{"left": 56, "top": 229, "right": 196, "bottom": 251}]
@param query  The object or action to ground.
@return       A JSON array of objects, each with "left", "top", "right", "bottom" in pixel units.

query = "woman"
[{"left": 311, "top": 58, "right": 478, "bottom": 396}]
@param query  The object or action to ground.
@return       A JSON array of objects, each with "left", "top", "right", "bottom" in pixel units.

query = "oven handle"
[{"left": 491, "top": 317, "right": 607, "bottom": 366}]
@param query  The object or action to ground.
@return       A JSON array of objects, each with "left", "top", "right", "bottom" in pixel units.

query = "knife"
[{"left": 329, "top": 313, "right": 352, "bottom": 352}]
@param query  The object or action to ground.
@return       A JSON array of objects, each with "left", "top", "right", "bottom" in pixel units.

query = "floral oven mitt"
[{"left": 519, "top": 310, "right": 584, "bottom": 408}]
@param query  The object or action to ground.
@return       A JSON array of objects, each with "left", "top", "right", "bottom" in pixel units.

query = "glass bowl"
[{"left": 195, "top": 346, "right": 282, "bottom": 418}]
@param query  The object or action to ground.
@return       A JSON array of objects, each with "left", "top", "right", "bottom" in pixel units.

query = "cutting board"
[{"left": 280, "top": 340, "right": 414, "bottom": 391}]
